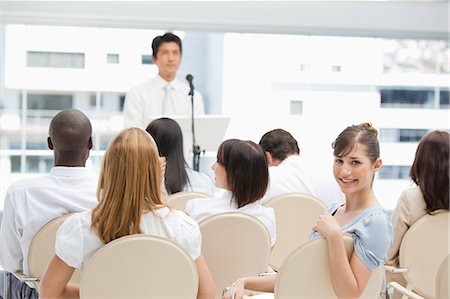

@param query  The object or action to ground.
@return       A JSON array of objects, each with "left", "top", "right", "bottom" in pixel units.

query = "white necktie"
[{"left": 163, "top": 84, "right": 175, "bottom": 115}]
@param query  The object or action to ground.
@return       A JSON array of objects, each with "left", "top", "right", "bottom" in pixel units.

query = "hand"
[
  {"left": 312, "top": 213, "right": 341, "bottom": 239},
  {"left": 222, "top": 280, "right": 245, "bottom": 299}
]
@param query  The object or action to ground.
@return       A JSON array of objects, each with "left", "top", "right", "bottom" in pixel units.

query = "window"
[
  {"left": 89, "top": 94, "right": 103, "bottom": 108},
  {"left": 440, "top": 90, "right": 449, "bottom": 109},
  {"left": 10, "top": 156, "right": 21, "bottom": 173},
  {"left": 141, "top": 55, "right": 152, "bottom": 65},
  {"left": 380, "top": 128, "right": 428, "bottom": 143},
  {"left": 331, "top": 65, "right": 341, "bottom": 72},
  {"left": 290, "top": 100, "right": 303, "bottom": 115},
  {"left": 382, "top": 39, "right": 449, "bottom": 74},
  {"left": 379, "top": 165, "right": 410, "bottom": 180},
  {"left": 26, "top": 94, "right": 73, "bottom": 110},
  {"left": 107, "top": 53, "right": 119, "bottom": 64},
  {"left": 27, "top": 51, "right": 85, "bottom": 68},
  {"left": 119, "top": 95, "right": 126, "bottom": 111},
  {"left": 380, "top": 89, "right": 434, "bottom": 109}
]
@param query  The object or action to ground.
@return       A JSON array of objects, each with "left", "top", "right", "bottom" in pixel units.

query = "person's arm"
[
  {"left": 123, "top": 90, "right": 145, "bottom": 128},
  {"left": 40, "top": 255, "right": 79, "bottom": 299},
  {"left": 194, "top": 255, "right": 216, "bottom": 299},
  {"left": 313, "top": 213, "right": 371, "bottom": 299},
  {"left": 222, "top": 275, "right": 276, "bottom": 299},
  {"left": 0, "top": 191, "right": 24, "bottom": 272}
]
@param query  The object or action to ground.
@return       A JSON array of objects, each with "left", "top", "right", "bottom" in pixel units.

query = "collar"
[
  {"left": 279, "top": 154, "right": 301, "bottom": 165},
  {"left": 50, "top": 166, "right": 89, "bottom": 177},
  {"left": 155, "top": 74, "right": 180, "bottom": 91}
]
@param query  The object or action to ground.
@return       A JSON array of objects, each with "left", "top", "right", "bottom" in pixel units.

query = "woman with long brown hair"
[{"left": 40, "top": 128, "right": 215, "bottom": 299}]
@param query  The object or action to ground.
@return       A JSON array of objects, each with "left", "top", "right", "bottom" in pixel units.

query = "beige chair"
[
  {"left": 387, "top": 255, "right": 449, "bottom": 299},
  {"left": 167, "top": 190, "right": 209, "bottom": 210},
  {"left": 199, "top": 212, "right": 272, "bottom": 298},
  {"left": 436, "top": 255, "right": 449, "bottom": 299},
  {"left": 80, "top": 234, "right": 198, "bottom": 299},
  {"left": 274, "top": 235, "right": 383, "bottom": 299},
  {"left": 3, "top": 213, "right": 80, "bottom": 299},
  {"left": 263, "top": 192, "right": 326, "bottom": 271},
  {"left": 386, "top": 211, "right": 449, "bottom": 299}
]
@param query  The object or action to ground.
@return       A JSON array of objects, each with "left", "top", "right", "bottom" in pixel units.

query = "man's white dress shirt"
[
  {"left": 260, "top": 155, "right": 343, "bottom": 207},
  {"left": 124, "top": 75, "right": 205, "bottom": 129},
  {"left": 0, "top": 167, "right": 98, "bottom": 275}
]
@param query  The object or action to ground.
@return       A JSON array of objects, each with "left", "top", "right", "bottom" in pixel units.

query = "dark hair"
[
  {"left": 152, "top": 32, "right": 182, "bottom": 58},
  {"left": 259, "top": 129, "right": 300, "bottom": 161},
  {"left": 146, "top": 118, "right": 189, "bottom": 195},
  {"left": 410, "top": 130, "right": 449, "bottom": 213},
  {"left": 332, "top": 122, "right": 380, "bottom": 163},
  {"left": 217, "top": 139, "right": 269, "bottom": 208}
]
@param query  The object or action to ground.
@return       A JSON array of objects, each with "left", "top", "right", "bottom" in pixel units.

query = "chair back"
[
  {"left": 436, "top": 255, "right": 449, "bottom": 299},
  {"left": 167, "top": 191, "right": 209, "bottom": 210},
  {"left": 275, "top": 234, "right": 383, "bottom": 299},
  {"left": 80, "top": 234, "right": 198, "bottom": 299},
  {"left": 264, "top": 192, "right": 326, "bottom": 271},
  {"left": 27, "top": 213, "right": 81, "bottom": 288},
  {"left": 399, "top": 211, "right": 449, "bottom": 299},
  {"left": 199, "top": 213, "right": 272, "bottom": 298}
]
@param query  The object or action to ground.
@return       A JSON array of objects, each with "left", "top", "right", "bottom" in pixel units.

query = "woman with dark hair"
[
  {"left": 223, "top": 123, "right": 392, "bottom": 299},
  {"left": 146, "top": 117, "right": 215, "bottom": 195},
  {"left": 387, "top": 130, "right": 449, "bottom": 267},
  {"left": 185, "top": 139, "right": 276, "bottom": 246}
]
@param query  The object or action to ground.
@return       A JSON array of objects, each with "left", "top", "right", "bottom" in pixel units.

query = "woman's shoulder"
[
  {"left": 398, "top": 185, "right": 424, "bottom": 204},
  {"left": 354, "top": 205, "right": 392, "bottom": 236},
  {"left": 156, "top": 207, "right": 199, "bottom": 228},
  {"left": 59, "top": 210, "right": 92, "bottom": 233}
]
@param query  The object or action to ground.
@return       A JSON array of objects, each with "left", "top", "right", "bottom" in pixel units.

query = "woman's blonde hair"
[{"left": 92, "top": 128, "right": 164, "bottom": 243}]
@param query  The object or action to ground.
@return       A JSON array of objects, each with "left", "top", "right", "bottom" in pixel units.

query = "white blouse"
[
  {"left": 185, "top": 190, "right": 276, "bottom": 246},
  {"left": 55, "top": 207, "right": 202, "bottom": 269}
]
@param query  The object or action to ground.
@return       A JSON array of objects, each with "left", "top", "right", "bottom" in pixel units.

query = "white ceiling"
[{"left": 1, "top": 1, "right": 449, "bottom": 40}]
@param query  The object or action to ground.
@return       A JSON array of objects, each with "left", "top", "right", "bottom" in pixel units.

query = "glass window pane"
[
  {"left": 27, "top": 51, "right": 85, "bottom": 68},
  {"left": 380, "top": 89, "right": 434, "bottom": 109},
  {"left": 383, "top": 39, "right": 449, "bottom": 74},
  {"left": 107, "top": 53, "right": 120, "bottom": 64},
  {"left": 440, "top": 90, "right": 449, "bottom": 109}
]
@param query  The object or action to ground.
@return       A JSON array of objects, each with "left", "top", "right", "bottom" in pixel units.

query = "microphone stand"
[{"left": 188, "top": 79, "right": 201, "bottom": 171}]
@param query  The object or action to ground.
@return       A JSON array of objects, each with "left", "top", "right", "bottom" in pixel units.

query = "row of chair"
[
  {"left": 167, "top": 191, "right": 327, "bottom": 271},
  {"left": 4, "top": 192, "right": 449, "bottom": 299},
  {"left": 169, "top": 191, "right": 450, "bottom": 299}
]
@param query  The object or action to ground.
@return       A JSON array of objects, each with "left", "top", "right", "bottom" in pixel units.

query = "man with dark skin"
[
  {"left": 0, "top": 109, "right": 98, "bottom": 299},
  {"left": 48, "top": 109, "right": 93, "bottom": 167}
]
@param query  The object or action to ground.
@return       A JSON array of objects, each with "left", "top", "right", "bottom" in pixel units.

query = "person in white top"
[
  {"left": 0, "top": 109, "right": 98, "bottom": 299},
  {"left": 40, "top": 128, "right": 215, "bottom": 299},
  {"left": 146, "top": 117, "right": 215, "bottom": 196},
  {"left": 185, "top": 139, "right": 276, "bottom": 246},
  {"left": 258, "top": 128, "right": 343, "bottom": 206},
  {"left": 124, "top": 32, "right": 205, "bottom": 129}
]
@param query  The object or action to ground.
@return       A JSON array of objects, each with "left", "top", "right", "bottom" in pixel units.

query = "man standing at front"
[{"left": 124, "top": 32, "right": 205, "bottom": 128}]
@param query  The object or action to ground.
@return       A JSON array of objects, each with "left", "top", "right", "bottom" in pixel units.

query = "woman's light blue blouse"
[{"left": 311, "top": 202, "right": 393, "bottom": 271}]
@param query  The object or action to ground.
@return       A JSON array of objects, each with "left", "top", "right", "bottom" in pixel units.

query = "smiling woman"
[{"left": 223, "top": 123, "right": 393, "bottom": 299}]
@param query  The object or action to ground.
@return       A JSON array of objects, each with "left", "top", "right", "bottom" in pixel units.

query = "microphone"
[{"left": 186, "top": 74, "right": 194, "bottom": 95}]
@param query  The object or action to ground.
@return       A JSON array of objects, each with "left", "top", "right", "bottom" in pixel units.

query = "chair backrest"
[
  {"left": 275, "top": 234, "right": 383, "bottom": 299},
  {"left": 264, "top": 192, "right": 326, "bottom": 271},
  {"left": 399, "top": 211, "right": 449, "bottom": 299},
  {"left": 167, "top": 191, "right": 209, "bottom": 210},
  {"left": 198, "top": 212, "right": 272, "bottom": 298},
  {"left": 27, "top": 213, "right": 81, "bottom": 288},
  {"left": 436, "top": 255, "right": 449, "bottom": 299},
  {"left": 80, "top": 234, "right": 198, "bottom": 299}
]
